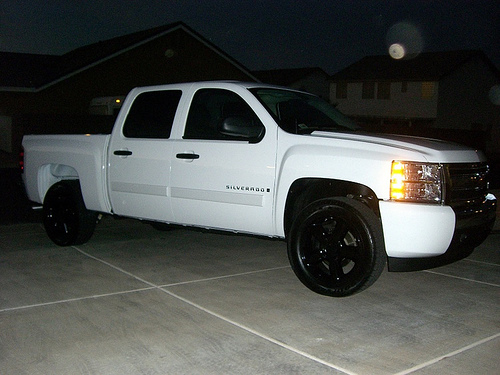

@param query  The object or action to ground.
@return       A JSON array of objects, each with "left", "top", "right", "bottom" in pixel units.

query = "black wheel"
[
  {"left": 43, "top": 181, "right": 98, "bottom": 246},
  {"left": 288, "top": 197, "right": 386, "bottom": 297}
]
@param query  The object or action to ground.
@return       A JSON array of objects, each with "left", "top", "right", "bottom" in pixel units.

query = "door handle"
[
  {"left": 114, "top": 150, "right": 133, "bottom": 156},
  {"left": 176, "top": 153, "right": 200, "bottom": 160}
]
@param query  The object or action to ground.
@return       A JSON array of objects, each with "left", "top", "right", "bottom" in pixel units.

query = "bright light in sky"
[
  {"left": 0, "top": 1, "right": 498, "bottom": 73},
  {"left": 386, "top": 22, "right": 423, "bottom": 60},
  {"left": 389, "top": 43, "right": 406, "bottom": 59}
]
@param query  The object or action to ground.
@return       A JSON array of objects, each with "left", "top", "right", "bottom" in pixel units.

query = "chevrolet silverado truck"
[{"left": 22, "top": 81, "right": 497, "bottom": 297}]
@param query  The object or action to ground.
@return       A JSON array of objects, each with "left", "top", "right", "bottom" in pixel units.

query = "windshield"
[{"left": 250, "top": 88, "right": 360, "bottom": 134}]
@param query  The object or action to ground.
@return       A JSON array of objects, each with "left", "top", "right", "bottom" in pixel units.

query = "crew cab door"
[
  {"left": 170, "top": 88, "right": 276, "bottom": 235},
  {"left": 108, "top": 89, "right": 182, "bottom": 221}
]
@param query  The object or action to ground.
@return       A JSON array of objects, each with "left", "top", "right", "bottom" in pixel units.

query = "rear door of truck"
[{"left": 107, "top": 89, "right": 182, "bottom": 221}]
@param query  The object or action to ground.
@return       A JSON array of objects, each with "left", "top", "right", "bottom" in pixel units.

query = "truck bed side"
[{"left": 22, "top": 134, "right": 111, "bottom": 213}]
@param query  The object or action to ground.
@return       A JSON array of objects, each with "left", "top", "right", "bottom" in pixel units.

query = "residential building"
[
  {"left": 254, "top": 67, "right": 330, "bottom": 99},
  {"left": 0, "top": 22, "right": 258, "bottom": 157},
  {"left": 330, "top": 50, "right": 500, "bottom": 156}
]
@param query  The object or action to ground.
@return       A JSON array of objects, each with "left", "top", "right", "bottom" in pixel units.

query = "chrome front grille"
[{"left": 445, "top": 162, "right": 490, "bottom": 213}]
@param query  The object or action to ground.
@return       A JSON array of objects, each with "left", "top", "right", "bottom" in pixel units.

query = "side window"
[
  {"left": 362, "top": 82, "right": 375, "bottom": 99},
  {"left": 123, "top": 90, "right": 182, "bottom": 138},
  {"left": 183, "top": 89, "right": 264, "bottom": 142}
]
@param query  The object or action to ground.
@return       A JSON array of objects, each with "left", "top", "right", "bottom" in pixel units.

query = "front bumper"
[{"left": 387, "top": 193, "right": 497, "bottom": 272}]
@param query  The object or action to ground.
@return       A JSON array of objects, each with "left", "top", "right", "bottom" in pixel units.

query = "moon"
[{"left": 389, "top": 43, "right": 406, "bottom": 59}]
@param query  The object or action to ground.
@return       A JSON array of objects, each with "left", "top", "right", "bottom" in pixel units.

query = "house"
[
  {"left": 253, "top": 67, "right": 330, "bottom": 99},
  {"left": 330, "top": 50, "right": 500, "bottom": 156},
  {"left": 0, "top": 22, "right": 258, "bottom": 157}
]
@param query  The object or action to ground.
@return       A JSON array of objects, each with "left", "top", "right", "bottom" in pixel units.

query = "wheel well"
[
  {"left": 284, "top": 178, "right": 380, "bottom": 235},
  {"left": 39, "top": 164, "right": 79, "bottom": 202}
]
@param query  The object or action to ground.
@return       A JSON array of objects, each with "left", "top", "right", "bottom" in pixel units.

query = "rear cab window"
[{"left": 123, "top": 90, "right": 182, "bottom": 139}]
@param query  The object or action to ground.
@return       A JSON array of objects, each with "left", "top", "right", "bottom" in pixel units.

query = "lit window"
[{"left": 421, "top": 82, "right": 435, "bottom": 99}]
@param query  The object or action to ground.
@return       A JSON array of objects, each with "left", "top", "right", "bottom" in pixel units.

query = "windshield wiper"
[{"left": 296, "top": 126, "right": 346, "bottom": 134}]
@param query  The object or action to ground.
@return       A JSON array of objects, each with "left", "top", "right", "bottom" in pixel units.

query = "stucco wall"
[{"left": 331, "top": 80, "right": 438, "bottom": 119}]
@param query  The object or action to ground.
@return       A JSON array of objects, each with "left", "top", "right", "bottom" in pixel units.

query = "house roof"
[
  {"left": 0, "top": 21, "right": 257, "bottom": 91},
  {"left": 0, "top": 52, "right": 60, "bottom": 88},
  {"left": 253, "top": 67, "right": 329, "bottom": 86},
  {"left": 331, "top": 50, "right": 498, "bottom": 81}
]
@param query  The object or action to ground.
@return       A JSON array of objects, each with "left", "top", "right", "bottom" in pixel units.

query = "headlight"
[{"left": 390, "top": 161, "right": 443, "bottom": 203}]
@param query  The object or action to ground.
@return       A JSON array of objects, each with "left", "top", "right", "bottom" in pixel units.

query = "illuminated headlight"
[{"left": 390, "top": 161, "right": 443, "bottom": 203}]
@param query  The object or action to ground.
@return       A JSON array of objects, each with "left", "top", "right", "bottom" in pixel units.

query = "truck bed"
[{"left": 22, "top": 134, "right": 112, "bottom": 213}]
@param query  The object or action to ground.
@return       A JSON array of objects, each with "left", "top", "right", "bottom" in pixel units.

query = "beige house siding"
[{"left": 332, "top": 81, "right": 438, "bottom": 119}]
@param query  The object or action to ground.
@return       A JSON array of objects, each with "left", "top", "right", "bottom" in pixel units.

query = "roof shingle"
[{"left": 0, "top": 52, "right": 60, "bottom": 88}]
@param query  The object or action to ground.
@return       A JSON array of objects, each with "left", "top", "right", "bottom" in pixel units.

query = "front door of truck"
[
  {"left": 108, "top": 89, "right": 182, "bottom": 221},
  {"left": 170, "top": 88, "right": 276, "bottom": 235}
]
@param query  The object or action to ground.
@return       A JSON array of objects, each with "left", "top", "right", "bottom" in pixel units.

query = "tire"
[
  {"left": 287, "top": 197, "right": 386, "bottom": 297},
  {"left": 43, "top": 181, "right": 98, "bottom": 246}
]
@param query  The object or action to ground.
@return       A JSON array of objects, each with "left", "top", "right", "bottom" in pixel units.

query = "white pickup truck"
[{"left": 22, "top": 81, "right": 497, "bottom": 296}]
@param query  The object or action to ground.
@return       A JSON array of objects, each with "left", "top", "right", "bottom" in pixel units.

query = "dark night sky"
[{"left": 1, "top": 0, "right": 499, "bottom": 74}]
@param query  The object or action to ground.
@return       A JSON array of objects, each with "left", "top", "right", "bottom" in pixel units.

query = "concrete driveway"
[{"left": 1, "top": 215, "right": 499, "bottom": 375}]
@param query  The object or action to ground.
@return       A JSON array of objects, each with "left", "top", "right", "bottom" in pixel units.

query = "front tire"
[
  {"left": 288, "top": 197, "right": 386, "bottom": 297},
  {"left": 43, "top": 181, "right": 98, "bottom": 246}
]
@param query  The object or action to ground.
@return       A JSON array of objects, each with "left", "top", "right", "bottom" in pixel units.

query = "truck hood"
[{"left": 311, "top": 131, "right": 485, "bottom": 163}]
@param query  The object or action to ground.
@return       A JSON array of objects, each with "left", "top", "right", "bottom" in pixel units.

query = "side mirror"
[{"left": 220, "top": 116, "right": 265, "bottom": 142}]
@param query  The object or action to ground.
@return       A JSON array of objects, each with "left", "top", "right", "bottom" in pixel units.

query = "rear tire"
[
  {"left": 43, "top": 181, "right": 98, "bottom": 246},
  {"left": 288, "top": 197, "right": 386, "bottom": 297}
]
